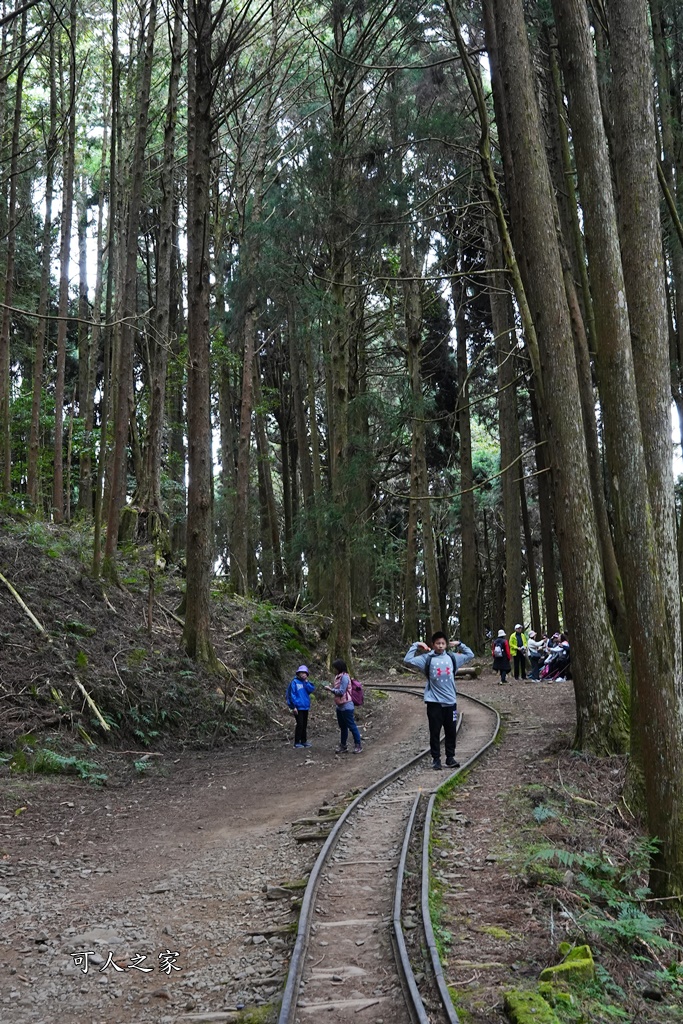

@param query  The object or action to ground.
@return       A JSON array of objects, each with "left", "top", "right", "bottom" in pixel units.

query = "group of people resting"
[{"left": 491, "top": 625, "right": 571, "bottom": 683}]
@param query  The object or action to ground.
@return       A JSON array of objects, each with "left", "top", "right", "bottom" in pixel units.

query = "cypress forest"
[{"left": 2, "top": 0, "right": 683, "bottom": 895}]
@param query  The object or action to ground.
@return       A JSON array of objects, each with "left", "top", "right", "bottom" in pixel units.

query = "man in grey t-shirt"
[{"left": 404, "top": 630, "right": 474, "bottom": 770}]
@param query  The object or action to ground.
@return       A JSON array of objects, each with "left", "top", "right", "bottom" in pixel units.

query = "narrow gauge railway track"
[{"left": 278, "top": 687, "right": 500, "bottom": 1024}]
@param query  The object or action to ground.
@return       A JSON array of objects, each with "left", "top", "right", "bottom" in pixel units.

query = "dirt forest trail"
[{"left": 0, "top": 670, "right": 577, "bottom": 1024}]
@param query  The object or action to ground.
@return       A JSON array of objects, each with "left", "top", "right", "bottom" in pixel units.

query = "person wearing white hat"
[
  {"left": 527, "top": 630, "right": 544, "bottom": 680},
  {"left": 508, "top": 624, "right": 529, "bottom": 680},
  {"left": 491, "top": 629, "right": 511, "bottom": 684}
]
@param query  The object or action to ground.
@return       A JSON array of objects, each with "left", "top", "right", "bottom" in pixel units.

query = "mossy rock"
[
  {"left": 538, "top": 981, "right": 574, "bottom": 1009},
  {"left": 557, "top": 941, "right": 582, "bottom": 959},
  {"left": 539, "top": 943, "right": 595, "bottom": 984},
  {"left": 235, "top": 1003, "right": 278, "bottom": 1019},
  {"left": 479, "top": 925, "right": 514, "bottom": 941},
  {"left": 504, "top": 989, "right": 561, "bottom": 1023},
  {"left": 118, "top": 505, "right": 139, "bottom": 545}
]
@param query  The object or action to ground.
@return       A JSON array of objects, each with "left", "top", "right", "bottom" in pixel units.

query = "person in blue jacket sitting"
[
  {"left": 404, "top": 631, "right": 474, "bottom": 770},
  {"left": 286, "top": 665, "right": 315, "bottom": 748}
]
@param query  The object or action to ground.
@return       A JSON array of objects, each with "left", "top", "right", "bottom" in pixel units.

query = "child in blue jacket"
[{"left": 286, "top": 665, "right": 315, "bottom": 748}]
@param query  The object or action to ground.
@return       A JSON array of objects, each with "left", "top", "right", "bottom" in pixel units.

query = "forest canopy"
[{"left": 1, "top": 0, "right": 683, "bottom": 891}]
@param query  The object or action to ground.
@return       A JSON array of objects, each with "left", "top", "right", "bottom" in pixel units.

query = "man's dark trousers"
[
  {"left": 427, "top": 701, "right": 457, "bottom": 761},
  {"left": 513, "top": 653, "right": 526, "bottom": 679}
]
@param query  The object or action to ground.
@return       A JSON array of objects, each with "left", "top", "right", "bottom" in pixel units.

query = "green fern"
[
  {"left": 584, "top": 904, "right": 672, "bottom": 949},
  {"left": 533, "top": 803, "right": 557, "bottom": 822},
  {"left": 9, "top": 744, "right": 107, "bottom": 785},
  {"left": 530, "top": 843, "right": 675, "bottom": 952}
]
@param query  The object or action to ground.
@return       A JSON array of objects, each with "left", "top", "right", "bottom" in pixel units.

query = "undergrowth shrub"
[
  {"left": 529, "top": 840, "right": 675, "bottom": 950},
  {"left": 1, "top": 735, "right": 107, "bottom": 785}
]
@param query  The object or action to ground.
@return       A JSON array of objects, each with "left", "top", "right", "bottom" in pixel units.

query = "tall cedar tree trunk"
[
  {"left": 403, "top": 404, "right": 420, "bottom": 642},
  {"left": 610, "top": 6, "right": 683, "bottom": 638},
  {"left": 608, "top": 1, "right": 682, "bottom": 642},
  {"left": 167, "top": 236, "right": 186, "bottom": 555},
  {"left": 323, "top": 9, "right": 355, "bottom": 664},
  {"left": 543, "top": 44, "right": 629, "bottom": 649},
  {"left": 254, "top": 367, "right": 284, "bottom": 589},
  {"left": 287, "top": 306, "right": 317, "bottom": 598},
  {"left": 306, "top": 326, "right": 324, "bottom": 601},
  {"left": 28, "top": 20, "right": 57, "bottom": 508},
  {"left": 519, "top": 472, "right": 541, "bottom": 631},
  {"left": 0, "top": 23, "right": 8, "bottom": 495},
  {"left": 453, "top": 277, "right": 478, "bottom": 647},
  {"left": 76, "top": 178, "right": 94, "bottom": 514},
  {"left": 141, "top": 5, "right": 181, "bottom": 522},
  {"left": 182, "top": 0, "right": 216, "bottom": 665},
  {"left": 349, "top": 300, "right": 373, "bottom": 619},
  {"left": 475, "top": 0, "right": 543, "bottom": 397},
  {"left": 85, "top": 139, "right": 107, "bottom": 518},
  {"left": 230, "top": 253, "right": 259, "bottom": 593},
  {"left": 497, "top": 297, "right": 523, "bottom": 633},
  {"left": 402, "top": 237, "right": 441, "bottom": 635},
  {"left": 93, "top": 18, "right": 118, "bottom": 577},
  {"left": 215, "top": 228, "right": 237, "bottom": 564},
  {"left": 255, "top": 390, "right": 274, "bottom": 591},
  {"left": 489, "top": 0, "right": 627, "bottom": 753},
  {"left": 652, "top": 1, "right": 683, "bottom": 597},
  {"left": 604, "top": 0, "right": 683, "bottom": 895},
  {"left": 280, "top": 403, "right": 296, "bottom": 587},
  {"left": 0, "top": 11, "right": 25, "bottom": 493},
  {"left": 564, "top": 240, "right": 629, "bottom": 643},
  {"left": 462, "top": 1, "right": 561, "bottom": 633},
  {"left": 546, "top": 40, "right": 598, "bottom": 356},
  {"left": 651, "top": 0, "right": 683, "bottom": 408},
  {"left": 450, "top": 2, "right": 549, "bottom": 637},
  {"left": 529, "top": 389, "right": 560, "bottom": 633},
  {"left": 485, "top": 212, "right": 523, "bottom": 632},
  {"left": 52, "top": 1, "right": 77, "bottom": 520},
  {"left": 231, "top": 51, "right": 276, "bottom": 595},
  {"left": 93, "top": 6, "right": 118, "bottom": 577},
  {"left": 388, "top": 76, "right": 418, "bottom": 642},
  {"left": 103, "top": 0, "right": 157, "bottom": 574},
  {"left": 328, "top": 252, "right": 353, "bottom": 659},
  {"left": 417, "top": 428, "right": 441, "bottom": 637}
]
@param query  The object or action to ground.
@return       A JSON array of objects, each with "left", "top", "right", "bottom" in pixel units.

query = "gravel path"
[
  {"left": 0, "top": 671, "right": 576, "bottom": 1024},
  {"left": 0, "top": 682, "right": 433, "bottom": 1023}
]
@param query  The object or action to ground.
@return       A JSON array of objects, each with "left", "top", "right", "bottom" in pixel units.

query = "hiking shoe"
[
  {"left": 432, "top": 759, "right": 443, "bottom": 770},
  {"left": 302, "top": 742, "right": 312, "bottom": 747},
  {"left": 294, "top": 743, "right": 304, "bottom": 748},
  {"left": 353, "top": 744, "right": 362, "bottom": 754},
  {"left": 445, "top": 757, "right": 460, "bottom": 768},
  {"left": 335, "top": 745, "right": 348, "bottom": 754}
]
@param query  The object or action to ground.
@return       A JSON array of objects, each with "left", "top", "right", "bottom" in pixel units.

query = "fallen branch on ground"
[
  {"left": 156, "top": 599, "right": 184, "bottom": 626},
  {"left": 0, "top": 571, "right": 49, "bottom": 635},
  {"left": 73, "top": 676, "right": 111, "bottom": 732},
  {"left": 109, "top": 750, "right": 164, "bottom": 757},
  {"left": 225, "top": 625, "right": 249, "bottom": 640}
]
